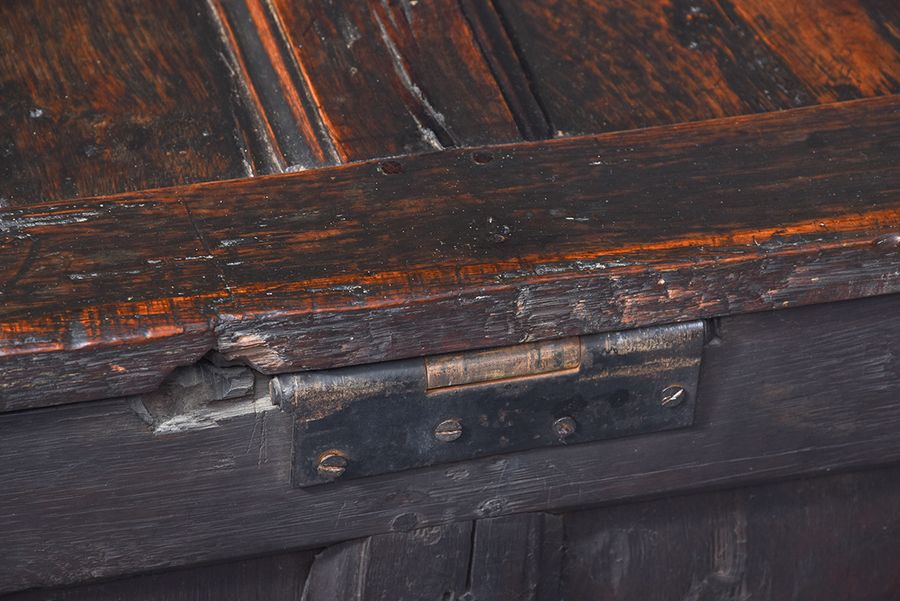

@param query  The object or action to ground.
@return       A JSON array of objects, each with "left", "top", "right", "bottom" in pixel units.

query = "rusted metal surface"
[{"left": 274, "top": 321, "right": 706, "bottom": 487}]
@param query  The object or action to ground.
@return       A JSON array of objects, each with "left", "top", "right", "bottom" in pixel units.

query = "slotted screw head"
[
  {"left": 434, "top": 418, "right": 463, "bottom": 442},
  {"left": 317, "top": 450, "right": 348, "bottom": 480},
  {"left": 660, "top": 385, "right": 687, "bottom": 408},
  {"left": 553, "top": 416, "right": 577, "bottom": 439}
]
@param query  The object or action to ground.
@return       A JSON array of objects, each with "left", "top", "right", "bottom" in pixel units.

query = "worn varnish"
[
  {"left": 1, "top": 96, "right": 898, "bottom": 411},
  {"left": 208, "top": 0, "right": 339, "bottom": 172},
  {"left": 265, "top": 0, "right": 523, "bottom": 160},
  {"left": 496, "top": 0, "right": 900, "bottom": 134},
  {"left": 0, "top": 0, "right": 254, "bottom": 207},
  {"left": 2, "top": 295, "right": 898, "bottom": 591}
]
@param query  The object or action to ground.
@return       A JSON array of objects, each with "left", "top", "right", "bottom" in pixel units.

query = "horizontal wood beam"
[{"left": 1, "top": 95, "right": 899, "bottom": 411}]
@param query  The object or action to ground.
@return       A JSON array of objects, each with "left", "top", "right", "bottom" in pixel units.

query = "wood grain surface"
[
  {"left": 561, "top": 466, "right": 900, "bottom": 600},
  {"left": 5, "top": 552, "right": 315, "bottom": 601},
  {"left": 0, "top": 0, "right": 255, "bottom": 208},
  {"left": 495, "top": 0, "right": 900, "bottom": 135},
  {"left": 1, "top": 295, "right": 898, "bottom": 592},
  {"left": 208, "top": 0, "right": 340, "bottom": 172},
  {"left": 10, "top": 464, "right": 900, "bottom": 599},
  {"left": 265, "top": 0, "right": 523, "bottom": 160},
  {"left": 1, "top": 96, "right": 898, "bottom": 411}
]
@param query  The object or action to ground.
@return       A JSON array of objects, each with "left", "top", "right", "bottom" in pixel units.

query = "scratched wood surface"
[
  {"left": 560, "top": 466, "right": 900, "bottom": 600},
  {"left": 0, "top": 0, "right": 257, "bottom": 208},
  {"left": 207, "top": 0, "right": 340, "bottom": 172},
  {"left": 11, "top": 466, "right": 899, "bottom": 600},
  {"left": 2, "top": 295, "right": 898, "bottom": 592},
  {"left": 264, "top": 0, "right": 523, "bottom": 161},
  {"left": 2, "top": 96, "right": 898, "bottom": 411},
  {"left": 495, "top": 0, "right": 900, "bottom": 135}
]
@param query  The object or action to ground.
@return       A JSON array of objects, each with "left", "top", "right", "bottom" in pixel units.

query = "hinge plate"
[{"left": 272, "top": 321, "right": 705, "bottom": 487}]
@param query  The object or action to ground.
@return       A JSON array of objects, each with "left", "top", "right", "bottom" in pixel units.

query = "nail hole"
[
  {"left": 472, "top": 151, "right": 494, "bottom": 164},
  {"left": 379, "top": 160, "right": 403, "bottom": 175}
]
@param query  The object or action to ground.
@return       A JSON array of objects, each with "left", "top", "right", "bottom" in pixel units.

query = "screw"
[
  {"left": 553, "top": 416, "right": 576, "bottom": 439},
  {"left": 660, "top": 385, "right": 687, "bottom": 408},
  {"left": 434, "top": 418, "right": 463, "bottom": 442},
  {"left": 317, "top": 450, "right": 348, "bottom": 480}
]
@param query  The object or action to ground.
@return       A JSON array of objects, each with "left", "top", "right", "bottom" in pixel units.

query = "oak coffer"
[{"left": 1, "top": 0, "right": 899, "bottom": 598}]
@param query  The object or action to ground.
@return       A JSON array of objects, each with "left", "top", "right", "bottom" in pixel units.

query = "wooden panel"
[
  {"left": 468, "top": 514, "right": 564, "bottom": 601},
  {"left": 2, "top": 295, "right": 899, "bottom": 592},
  {"left": 561, "top": 466, "right": 900, "bottom": 600},
  {"left": 208, "top": 0, "right": 338, "bottom": 172},
  {"left": 0, "top": 0, "right": 254, "bottom": 208},
  {"left": 2, "top": 96, "right": 898, "bottom": 411},
  {"left": 5, "top": 551, "right": 315, "bottom": 601},
  {"left": 495, "top": 0, "right": 900, "bottom": 134},
  {"left": 267, "top": 0, "right": 523, "bottom": 160},
  {"left": 302, "top": 523, "right": 472, "bottom": 601}
]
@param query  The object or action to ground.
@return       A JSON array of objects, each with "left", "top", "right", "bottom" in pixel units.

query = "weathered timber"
[
  {"left": 561, "top": 465, "right": 900, "bottom": 600},
  {"left": 1, "top": 96, "right": 898, "bottom": 411},
  {"left": 12, "top": 465, "right": 900, "bottom": 599},
  {"left": 495, "top": 0, "right": 900, "bottom": 135},
  {"left": 5, "top": 551, "right": 315, "bottom": 600},
  {"left": 0, "top": 0, "right": 255, "bottom": 208},
  {"left": 207, "top": 0, "right": 339, "bottom": 172},
  {"left": 2, "top": 96, "right": 899, "bottom": 411},
  {"left": 467, "top": 513, "right": 564, "bottom": 601},
  {"left": 302, "top": 522, "right": 472, "bottom": 601},
  {"left": 263, "top": 0, "right": 523, "bottom": 160},
  {"left": 1, "top": 295, "right": 898, "bottom": 592}
]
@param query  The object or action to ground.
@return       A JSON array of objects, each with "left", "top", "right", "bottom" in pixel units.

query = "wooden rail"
[{"left": 1, "top": 96, "right": 899, "bottom": 411}]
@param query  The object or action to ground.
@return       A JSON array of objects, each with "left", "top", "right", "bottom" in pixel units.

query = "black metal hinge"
[{"left": 271, "top": 321, "right": 706, "bottom": 487}]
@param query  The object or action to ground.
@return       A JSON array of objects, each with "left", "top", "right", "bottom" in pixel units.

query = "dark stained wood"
[
  {"left": 468, "top": 513, "right": 564, "bottom": 601},
  {"left": 495, "top": 0, "right": 900, "bottom": 135},
  {"left": 458, "top": 0, "right": 551, "bottom": 140},
  {"left": 0, "top": 195, "right": 220, "bottom": 409},
  {"left": 2, "top": 295, "right": 898, "bottom": 592},
  {"left": 561, "top": 466, "right": 900, "bottom": 600},
  {"left": 266, "top": 0, "right": 523, "bottom": 160},
  {"left": 302, "top": 523, "right": 472, "bottom": 601},
  {"left": 5, "top": 551, "right": 315, "bottom": 601},
  {"left": 208, "top": 0, "right": 339, "bottom": 172},
  {"left": 301, "top": 515, "right": 562, "bottom": 601},
  {"left": 0, "top": 0, "right": 254, "bottom": 208},
  {"left": 2, "top": 96, "right": 898, "bottom": 411}
]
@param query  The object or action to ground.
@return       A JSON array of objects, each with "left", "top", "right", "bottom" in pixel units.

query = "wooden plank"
[
  {"left": 468, "top": 514, "right": 564, "bottom": 601},
  {"left": 2, "top": 96, "right": 898, "bottom": 411},
  {"left": 301, "top": 522, "right": 472, "bottom": 601},
  {"left": 561, "top": 465, "right": 900, "bottom": 600},
  {"left": 6, "top": 551, "right": 315, "bottom": 601},
  {"left": 207, "top": 0, "right": 339, "bottom": 172},
  {"left": 0, "top": 0, "right": 255, "bottom": 208},
  {"left": 495, "top": 0, "right": 900, "bottom": 134},
  {"left": 265, "top": 0, "right": 523, "bottom": 160},
  {"left": 2, "top": 295, "right": 899, "bottom": 592}
]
